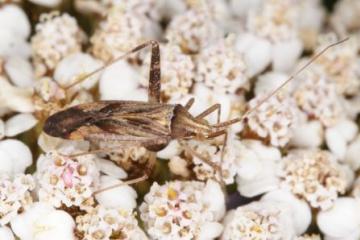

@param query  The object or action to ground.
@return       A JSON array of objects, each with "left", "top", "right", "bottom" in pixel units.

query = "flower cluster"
[
  {"left": 279, "top": 149, "right": 347, "bottom": 210},
  {"left": 166, "top": 9, "right": 222, "bottom": 54},
  {"left": 243, "top": 93, "right": 295, "bottom": 147},
  {"left": 35, "top": 151, "right": 100, "bottom": 210},
  {"left": 140, "top": 180, "right": 225, "bottom": 240},
  {"left": 76, "top": 205, "right": 146, "bottom": 239},
  {"left": 0, "top": 174, "right": 35, "bottom": 225},
  {"left": 222, "top": 201, "right": 295, "bottom": 239},
  {"left": 31, "top": 12, "right": 85, "bottom": 77},
  {"left": 195, "top": 36, "right": 248, "bottom": 94}
]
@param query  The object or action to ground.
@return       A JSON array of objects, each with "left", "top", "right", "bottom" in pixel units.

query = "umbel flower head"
[
  {"left": 315, "top": 33, "right": 360, "bottom": 96},
  {"left": 35, "top": 151, "right": 100, "bottom": 210},
  {"left": 246, "top": 0, "right": 299, "bottom": 42},
  {"left": 90, "top": 8, "right": 144, "bottom": 62},
  {"left": 221, "top": 200, "right": 296, "bottom": 240},
  {"left": 0, "top": 174, "right": 35, "bottom": 225},
  {"left": 76, "top": 205, "right": 147, "bottom": 240},
  {"left": 31, "top": 11, "right": 85, "bottom": 77},
  {"left": 166, "top": 9, "right": 222, "bottom": 54},
  {"left": 140, "top": 180, "right": 225, "bottom": 240},
  {"left": 242, "top": 93, "right": 295, "bottom": 147},
  {"left": 195, "top": 35, "right": 249, "bottom": 94},
  {"left": 279, "top": 149, "right": 347, "bottom": 210},
  {"left": 293, "top": 66, "right": 343, "bottom": 127}
]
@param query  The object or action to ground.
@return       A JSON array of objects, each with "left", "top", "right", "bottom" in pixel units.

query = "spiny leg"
[{"left": 93, "top": 174, "right": 148, "bottom": 195}]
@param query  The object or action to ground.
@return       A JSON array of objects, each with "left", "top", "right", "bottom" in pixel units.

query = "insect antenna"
[
  {"left": 212, "top": 37, "right": 350, "bottom": 130},
  {"left": 63, "top": 40, "right": 160, "bottom": 90}
]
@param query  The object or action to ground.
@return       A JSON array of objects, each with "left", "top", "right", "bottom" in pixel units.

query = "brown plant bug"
[{"left": 43, "top": 38, "right": 349, "bottom": 191}]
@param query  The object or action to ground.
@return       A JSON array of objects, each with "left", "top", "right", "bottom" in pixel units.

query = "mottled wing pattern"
[
  {"left": 90, "top": 101, "right": 174, "bottom": 137},
  {"left": 71, "top": 101, "right": 175, "bottom": 149}
]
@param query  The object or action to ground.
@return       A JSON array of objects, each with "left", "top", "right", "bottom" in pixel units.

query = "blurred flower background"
[{"left": 1, "top": 0, "right": 360, "bottom": 239}]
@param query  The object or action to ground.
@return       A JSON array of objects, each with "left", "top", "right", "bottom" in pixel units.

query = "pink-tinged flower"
[{"left": 35, "top": 151, "right": 100, "bottom": 210}]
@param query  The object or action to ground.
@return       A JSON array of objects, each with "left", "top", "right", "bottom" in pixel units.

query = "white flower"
[
  {"left": 0, "top": 139, "right": 32, "bottom": 175},
  {"left": 315, "top": 34, "right": 360, "bottom": 96},
  {"left": 279, "top": 149, "right": 347, "bottom": 210},
  {"left": 293, "top": 66, "right": 343, "bottom": 127},
  {"left": 4, "top": 113, "right": 38, "bottom": 137},
  {"left": 37, "top": 132, "right": 90, "bottom": 153},
  {"left": 317, "top": 197, "right": 360, "bottom": 240},
  {"left": 290, "top": 120, "right": 324, "bottom": 148},
  {"left": 0, "top": 174, "right": 35, "bottom": 225},
  {"left": 76, "top": 205, "right": 147, "bottom": 240},
  {"left": 296, "top": 0, "right": 325, "bottom": 50},
  {"left": 236, "top": 140, "right": 281, "bottom": 197},
  {"left": 195, "top": 35, "right": 248, "bottom": 94},
  {"left": 94, "top": 158, "right": 128, "bottom": 179},
  {"left": 229, "top": 0, "right": 264, "bottom": 18},
  {"left": 173, "top": 135, "right": 245, "bottom": 185},
  {"left": 243, "top": 93, "right": 295, "bottom": 147},
  {"left": 0, "top": 76, "right": 34, "bottom": 113},
  {"left": 105, "top": 146, "right": 150, "bottom": 174},
  {"left": 54, "top": 53, "right": 103, "bottom": 91},
  {"left": 4, "top": 56, "right": 34, "bottom": 88},
  {"left": 189, "top": 83, "right": 243, "bottom": 124},
  {"left": 254, "top": 71, "right": 292, "bottom": 96},
  {"left": 35, "top": 151, "right": 100, "bottom": 210},
  {"left": 91, "top": 7, "right": 160, "bottom": 62},
  {"left": 221, "top": 200, "right": 296, "bottom": 240},
  {"left": 331, "top": 0, "right": 360, "bottom": 35},
  {"left": 0, "top": 226, "right": 15, "bottom": 240},
  {"left": 95, "top": 175, "right": 137, "bottom": 211},
  {"left": 99, "top": 60, "right": 146, "bottom": 101},
  {"left": 246, "top": 0, "right": 298, "bottom": 42},
  {"left": 345, "top": 135, "right": 360, "bottom": 170},
  {"left": 140, "top": 179, "right": 225, "bottom": 240},
  {"left": 244, "top": 0, "right": 303, "bottom": 72},
  {"left": 141, "top": 43, "right": 195, "bottom": 102},
  {"left": 28, "top": 0, "right": 61, "bottom": 7},
  {"left": 11, "top": 202, "right": 75, "bottom": 240},
  {"left": 325, "top": 118, "right": 358, "bottom": 160},
  {"left": 31, "top": 11, "right": 85, "bottom": 77},
  {"left": 166, "top": 9, "right": 222, "bottom": 54},
  {"left": 0, "top": 4, "right": 30, "bottom": 58},
  {"left": 261, "top": 190, "right": 311, "bottom": 235},
  {"left": 235, "top": 33, "right": 272, "bottom": 77}
]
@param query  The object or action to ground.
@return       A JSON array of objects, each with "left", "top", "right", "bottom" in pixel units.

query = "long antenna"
[
  {"left": 213, "top": 37, "right": 350, "bottom": 129},
  {"left": 63, "top": 40, "right": 158, "bottom": 90}
]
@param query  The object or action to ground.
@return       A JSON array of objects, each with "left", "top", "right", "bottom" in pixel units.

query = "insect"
[{"left": 43, "top": 38, "right": 348, "bottom": 186}]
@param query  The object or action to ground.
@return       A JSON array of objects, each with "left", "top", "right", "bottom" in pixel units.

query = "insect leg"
[
  {"left": 92, "top": 174, "right": 148, "bottom": 195},
  {"left": 145, "top": 152, "right": 157, "bottom": 178},
  {"left": 195, "top": 103, "right": 221, "bottom": 124},
  {"left": 184, "top": 97, "right": 195, "bottom": 110},
  {"left": 148, "top": 40, "right": 161, "bottom": 103},
  {"left": 179, "top": 140, "right": 221, "bottom": 172}
]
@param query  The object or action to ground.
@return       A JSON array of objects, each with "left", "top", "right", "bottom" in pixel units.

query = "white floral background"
[{"left": 0, "top": 0, "right": 360, "bottom": 239}]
